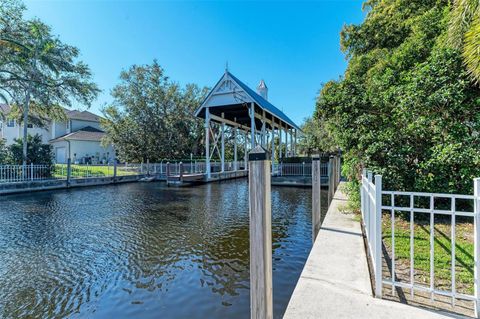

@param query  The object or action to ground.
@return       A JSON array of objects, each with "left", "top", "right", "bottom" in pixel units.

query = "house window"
[{"left": 7, "top": 119, "right": 15, "bottom": 127}]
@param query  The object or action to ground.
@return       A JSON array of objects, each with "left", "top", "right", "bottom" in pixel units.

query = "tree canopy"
[
  {"left": 315, "top": 0, "right": 480, "bottom": 195},
  {"left": 0, "top": 0, "right": 99, "bottom": 165},
  {"left": 101, "top": 61, "right": 209, "bottom": 162},
  {"left": 296, "top": 116, "right": 336, "bottom": 156}
]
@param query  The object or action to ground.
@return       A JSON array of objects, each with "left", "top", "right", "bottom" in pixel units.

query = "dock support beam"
[
  {"left": 244, "top": 131, "right": 248, "bottom": 170},
  {"left": 249, "top": 146, "right": 272, "bottom": 319},
  {"left": 285, "top": 127, "right": 289, "bottom": 157},
  {"left": 293, "top": 129, "right": 297, "bottom": 156},
  {"left": 221, "top": 120, "right": 225, "bottom": 172},
  {"left": 271, "top": 129, "right": 275, "bottom": 174},
  {"left": 312, "top": 155, "right": 321, "bottom": 241},
  {"left": 234, "top": 127, "right": 238, "bottom": 171},
  {"left": 279, "top": 126, "right": 282, "bottom": 160},
  {"left": 250, "top": 103, "right": 255, "bottom": 149},
  {"left": 261, "top": 110, "right": 266, "bottom": 147},
  {"left": 205, "top": 108, "right": 211, "bottom": 179}
]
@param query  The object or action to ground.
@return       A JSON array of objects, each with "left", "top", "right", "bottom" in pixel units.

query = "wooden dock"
[{"left": 166, "top": 169, "right": 248, "bottom": 186}]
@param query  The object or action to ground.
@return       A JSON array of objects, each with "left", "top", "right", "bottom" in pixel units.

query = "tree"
[
  {"left": 0, "top": 0, "right": 99, "bottom": 167},
  {"left": 297, "top": 116, "right": 337, "bottom": 156},
  {"left": 101, "top": 61, "right": 209, "bottom": 162},
  {"left": 448, "top": 0, "right": 480, "bottom": 84},
  {"left": 9, "top": 134, "right": 53, "bottom": 165},
  {"left": 315, "top": 0, "right": 480, "bottom": 205}
]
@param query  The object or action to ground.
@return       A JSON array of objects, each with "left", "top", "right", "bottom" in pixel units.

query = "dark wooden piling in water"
[
  {"left": 312, "top": 155, "right": 321, "bottom": 241},
  {"left": 66, "top": 158, "right": 72, "bottom": 187},
  {"left": 179, "top": 162, "right": 184, "bottom": 183},
  {"left": 248, "top": 146, "right": 273, "bottom": 319}
]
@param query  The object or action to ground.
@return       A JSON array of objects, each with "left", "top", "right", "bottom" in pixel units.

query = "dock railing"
[{"left": 361, "top": 169, "right": 480, "bottom": 316}]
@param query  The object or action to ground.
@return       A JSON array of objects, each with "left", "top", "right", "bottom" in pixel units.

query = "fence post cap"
[
  {"left": 249, "top": 146, "right": 269, "bottom": 161},
  {"left": 312, "top": 154, "right": 320, "bottom": 160}
]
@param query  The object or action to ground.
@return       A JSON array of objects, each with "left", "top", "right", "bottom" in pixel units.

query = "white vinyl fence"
[
  {"left": 273, "top": 162, "right": 329, "bottom": 177},
  {"left": 361, "top": 169, "right": 480, "bottom": 316},
  {"left": 0, "top": 164, "right": 54, "bottom": 182}
]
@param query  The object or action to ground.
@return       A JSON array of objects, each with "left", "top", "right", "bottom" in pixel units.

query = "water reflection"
[{"left": 0, "top": 180, "right": 326, "bottom": 319}]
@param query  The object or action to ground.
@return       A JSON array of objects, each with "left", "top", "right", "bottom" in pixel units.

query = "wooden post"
[
  {"left": 166, "top": 162, "right": 170, "bottom": 178},
  {"left": 333, "top": 156, "right": 338, "bottom": 191},
  {"left": 66, "top": 158, "right": 71, "bottom": 187},
  {"left": 113, "top": 159, "right": 117, "bottom": 182},
  {"left": 474, "top": 178, "right": 480, "bottom": 316},
  {"left": 179, "top": 162, "right": 184, "bottom": 183},
  {"left": 248, "top": 146, "right": 273, "bottom": 319},
  {"left": 337, "top": 156, "right": 341, "bottom": 188},
  {"left": 312, "top": 155, "right": 321, "bottom": 241},
  {"left": 328, "top": 157, "right": 334, "bottom": 206}
]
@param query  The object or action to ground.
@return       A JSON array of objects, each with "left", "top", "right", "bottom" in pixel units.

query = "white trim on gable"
[{"left": 195, "top": 73, "right": 254, "bottom": 117}]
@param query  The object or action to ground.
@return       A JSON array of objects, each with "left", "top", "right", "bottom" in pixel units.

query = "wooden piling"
[
  {"left": 248, "top": 146, "right": 273, "bottom": 319},
  {"left": 113, "top": 159, "right": 117, "bottom": 181},
  {"left": 179, "top": 162, "right": 184, "bottom": 182},
  {"left": 66, "top": 158, "right": 72, "bottom": 187},
  {"left": 328, "top": 156, "right": 334, "bottom": 206},
  {"left": 312, "top": 154, "right": 321, "bottom": 241}
]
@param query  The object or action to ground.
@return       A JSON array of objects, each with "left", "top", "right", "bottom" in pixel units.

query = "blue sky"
[{"left": 24, "top": 0, "right": 365, "bottom": 126}]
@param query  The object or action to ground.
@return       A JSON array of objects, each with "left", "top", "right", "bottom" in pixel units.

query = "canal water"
[{"left": 0, "top": 180, "right": 327, "bottom": 319}]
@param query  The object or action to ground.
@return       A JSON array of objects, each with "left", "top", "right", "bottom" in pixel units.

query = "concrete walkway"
[{"left": 283, "top": 183, "right": 464, "bottom": 319}]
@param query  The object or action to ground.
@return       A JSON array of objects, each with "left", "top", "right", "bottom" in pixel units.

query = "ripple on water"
[{"left": 0, "top": 181, "right": 326, "bottom": 319}]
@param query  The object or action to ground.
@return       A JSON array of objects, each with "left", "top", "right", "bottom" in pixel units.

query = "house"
[{"left": 0, "top": 105, "right": 115, "bottom": 164}]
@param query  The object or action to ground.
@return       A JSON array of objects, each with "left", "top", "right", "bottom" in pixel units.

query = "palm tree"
[{"left": 448, "top": 0, "right": 480, "bottom": 84}]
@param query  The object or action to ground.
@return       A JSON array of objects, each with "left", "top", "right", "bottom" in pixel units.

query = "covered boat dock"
[{"left": 193, "top": 69, "right": 301, "bottom": 181}]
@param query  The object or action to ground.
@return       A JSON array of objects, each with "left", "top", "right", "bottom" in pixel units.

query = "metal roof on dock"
[{"left": 195, "top": 71, "right": 300, "bottom": 131}]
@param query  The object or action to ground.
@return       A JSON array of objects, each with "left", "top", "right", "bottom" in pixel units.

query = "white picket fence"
[{"left": 361, "top": 169, "right": 480, "bottom": 316}]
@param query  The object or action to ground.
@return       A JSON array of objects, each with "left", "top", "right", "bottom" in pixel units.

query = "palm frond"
[
  {"left": 463, "top": 15, "right": 480, "bottom": 84},
  {"left": 448, "top": 0, "right": 479, "bottom": 48}
]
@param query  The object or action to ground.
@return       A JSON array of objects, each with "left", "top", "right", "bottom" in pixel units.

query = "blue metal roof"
[{"left": 226, "top": 72, "right": 300, "bottom": 130}]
